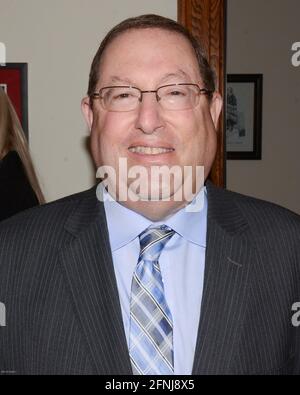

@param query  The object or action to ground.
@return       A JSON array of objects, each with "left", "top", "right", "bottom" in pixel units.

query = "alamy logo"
[
  {"left": 0, "top": 42, "right": 6, "bottom": 65},
  {"left": 291, "top": 302, "right": 300, "bottom": 327},
  {"left": 95, "top": 158, "right": 205, "bottom": 212},
  {"left": 0, "top": 302, "right": 6, "bottom": 327},
  {"left": 291, "top": 42, "right": 300, "bottom": 67}
]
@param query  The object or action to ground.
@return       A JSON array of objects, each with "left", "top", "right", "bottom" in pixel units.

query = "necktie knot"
[{"left": 139, "top": 225, "right": 175, "bottom": 263}]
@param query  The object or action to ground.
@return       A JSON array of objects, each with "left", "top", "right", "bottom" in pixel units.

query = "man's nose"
[{"left": 135, "top": 92, "right": 164, "bottom": 134}]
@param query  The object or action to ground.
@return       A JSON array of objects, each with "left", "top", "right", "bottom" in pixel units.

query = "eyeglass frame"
[{"left": 90, "top": 83, "right": 214, "bottom": 111}]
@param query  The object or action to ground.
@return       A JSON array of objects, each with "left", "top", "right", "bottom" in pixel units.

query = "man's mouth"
[{"left": 128, "top": 146, "right": 175, "bottom": 155}]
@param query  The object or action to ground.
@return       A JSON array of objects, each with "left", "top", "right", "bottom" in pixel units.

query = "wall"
[
  {"left": 0, "top": 0, "right": 177, "bottom": 201},
  {"left": 227, "top": 0, "right": 300, "bottom": 214}
]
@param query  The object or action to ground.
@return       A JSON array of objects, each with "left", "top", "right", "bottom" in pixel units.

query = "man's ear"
[
  {"left": 209, "top": 92, "right": 223, "bottom": 129},
  {"left": 81, "top": 96, "right": 93, "bottom": 131}
]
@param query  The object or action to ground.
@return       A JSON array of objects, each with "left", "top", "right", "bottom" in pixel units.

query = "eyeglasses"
[{"left": 91, "top": 83, "right": 213, "bottom": 112}]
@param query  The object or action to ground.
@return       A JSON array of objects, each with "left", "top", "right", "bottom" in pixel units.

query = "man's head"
[
  {"left": 87, "top": 14, "right": 216, "bottom": 101},
  {"left": 82, "top": 14, "right": 223, "bottom": 220}
]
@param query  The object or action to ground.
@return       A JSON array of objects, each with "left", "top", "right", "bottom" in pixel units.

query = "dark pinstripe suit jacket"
[{"left": 0, "top": 181, "right": 299, "bottom": 375}]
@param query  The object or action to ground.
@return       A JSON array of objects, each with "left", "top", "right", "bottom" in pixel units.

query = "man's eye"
[
  {"left": 113, "top": 93, "right": 133, "bottom": 100},
  {"left": 168, "top": 90, "right": 186, "bottom": 96}
]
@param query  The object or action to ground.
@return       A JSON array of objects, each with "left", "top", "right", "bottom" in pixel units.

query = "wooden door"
[{"left": 178, "top": 0, "right": 226, "bottom": 187}]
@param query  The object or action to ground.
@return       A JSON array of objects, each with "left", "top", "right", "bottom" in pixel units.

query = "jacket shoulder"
[
  {"left": 207, "top": 181, "right": 300, "bottom": 237},
  {"left": 223, "top": 187, "right": 300, "bottom": 236},
  {"left": 0, "top": 187, "right": 97, "bottom": 244}
]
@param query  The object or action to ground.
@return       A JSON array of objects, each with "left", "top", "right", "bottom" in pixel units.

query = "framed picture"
[
  {"left": 226, "top": 74, "right": 263, "bottom": 160},
  {"left": 0, "top": 63, "right": 28, "bottom": 139}
]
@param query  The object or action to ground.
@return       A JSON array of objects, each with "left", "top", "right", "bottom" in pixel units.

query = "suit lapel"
[
  {"left": 59, "top": 188, "right": 132, "bottom": 374},
  {"left": 192, "top": 182, "right": 253, "bottom": 374}
]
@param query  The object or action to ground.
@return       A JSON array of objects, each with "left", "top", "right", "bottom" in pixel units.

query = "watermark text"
[
  {"left": 291, "top": 302, "right": 300, "bottom": 327},
  {"left": 0, "top": 42, "right": 6, "bottom": 65},
  {"left": 95, "top": 158, "right": 205, "bottom": 212},
  {"left": 291, "top": 42, "right": 300, "bottom": 67},
  {"left": 0, "top": 302, "right": 6, "bottom": 327}
]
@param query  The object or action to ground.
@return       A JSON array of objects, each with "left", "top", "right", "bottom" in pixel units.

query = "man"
[{"left": 0, "top": 14, "right": 299, "bottom": 375}]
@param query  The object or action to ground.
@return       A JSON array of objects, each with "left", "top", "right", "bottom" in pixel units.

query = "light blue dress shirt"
[{"left": 101, "top": 186, "right": 207, "bottom": 375}]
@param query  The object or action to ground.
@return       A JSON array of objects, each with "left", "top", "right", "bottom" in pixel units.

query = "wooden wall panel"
[{"left": 178, "top": 0, "right": 226, "bottom": 187}]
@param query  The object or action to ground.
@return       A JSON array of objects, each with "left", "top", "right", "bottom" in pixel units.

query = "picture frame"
[
  {"left": 0, "top": 63, "right": 28, "bottom": 139},
  {"left": 226, "top": 74, "right": 263, "bottom": 160}
]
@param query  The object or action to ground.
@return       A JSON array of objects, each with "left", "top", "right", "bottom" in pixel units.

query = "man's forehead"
[
  {"left": 102, "top": 27, "right": 195, "bottom": 57},
  {"left": 98, "top": 29, "right": 200, "bottom": 84}
]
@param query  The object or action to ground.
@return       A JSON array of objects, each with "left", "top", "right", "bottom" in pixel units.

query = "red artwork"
[{"left": 0, "top": 63, "right": 28, "bottom": 138}]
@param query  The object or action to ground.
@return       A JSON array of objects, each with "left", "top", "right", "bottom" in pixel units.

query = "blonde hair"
[{"left": 0, "top": 88, "right": 45, "bottom": 204}]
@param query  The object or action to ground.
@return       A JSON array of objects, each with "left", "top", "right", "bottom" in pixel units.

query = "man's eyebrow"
[
  {"left": 109, "top": 76, "right": 134, "bottom": 85},
  {"left": 107, "top": 70, "right": 191, "bottom": 86},
  {"left": 159, "top": 70, "right": 191, "bottom": 83}
]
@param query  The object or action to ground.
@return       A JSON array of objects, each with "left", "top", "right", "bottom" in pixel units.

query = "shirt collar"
[{"left": 101, "top": 184, "right": 207, "bottom": 251}]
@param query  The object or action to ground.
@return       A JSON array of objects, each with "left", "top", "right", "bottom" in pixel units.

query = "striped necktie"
[{"left": 129, "top": 225, "right": 175, "bottom": 375}]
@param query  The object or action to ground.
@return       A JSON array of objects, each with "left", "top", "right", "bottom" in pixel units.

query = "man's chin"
[{"left": 127, "top": 184, "right": 180, "bottom": 203}]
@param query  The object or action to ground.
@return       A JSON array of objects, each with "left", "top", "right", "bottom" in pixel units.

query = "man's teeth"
[{"left": 129, "top": 146, "right": 174, "bottom": 154}]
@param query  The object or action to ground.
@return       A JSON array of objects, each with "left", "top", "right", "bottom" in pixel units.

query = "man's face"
[{"left": 82, "top": 28, "right": 222, "bottom": 217}]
